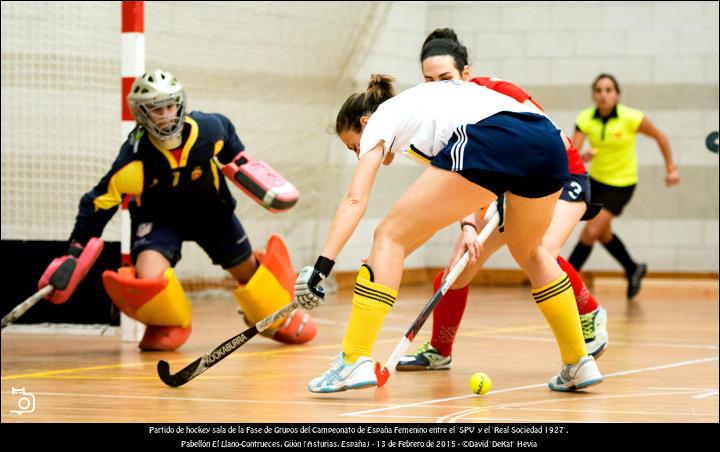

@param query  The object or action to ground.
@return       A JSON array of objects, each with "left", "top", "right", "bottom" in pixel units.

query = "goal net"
[{"left": 1, "top": 1, "right": 388, "bottom": 297}]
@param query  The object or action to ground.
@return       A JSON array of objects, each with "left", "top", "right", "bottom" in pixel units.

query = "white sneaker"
[
  {"left": 580, "top": 306, "right": 608, "bottom": 358},
  {"left": 308, "top": 352, "right": 377, "bottom": 393},
  {"left": 548, "top": 355, "right": 603, "bottom": 392}
]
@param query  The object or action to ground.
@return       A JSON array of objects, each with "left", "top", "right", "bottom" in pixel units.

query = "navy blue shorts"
[
  {"left": 560, "top": 173, "right": 602, "bottom": 221},
  {"left": 131, "top": 213, "right": 253, "bottom": 269},
  {"left": 431, "top": 112, "right": 569, "bottom": 198},
  {"left": 560, "top": 173, "right": 590, "bottom": 204}
]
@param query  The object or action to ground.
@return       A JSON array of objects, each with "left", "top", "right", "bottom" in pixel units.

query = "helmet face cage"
[
  {"left": 127, "top": 70, "right": 187, "bottom": 140},
  {"left": 136, "top": 93, "right": 186, "bottom": 140}
]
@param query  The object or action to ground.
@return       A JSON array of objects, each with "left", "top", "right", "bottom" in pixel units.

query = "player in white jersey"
[
  {"left": 358, "top": 81, "right": 538, "bottom": 161},
  {"left": 294, "top": 75, "right": 603, "bottom": 393}
]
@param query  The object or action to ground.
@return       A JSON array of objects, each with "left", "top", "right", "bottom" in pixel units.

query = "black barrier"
[{"left": 0, "top": 240, "right": 120, "bottom": 326}]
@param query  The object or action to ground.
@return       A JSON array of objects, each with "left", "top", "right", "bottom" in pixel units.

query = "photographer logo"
[{"left": 10, "top": 387, "right": 35, "bottom": 415}]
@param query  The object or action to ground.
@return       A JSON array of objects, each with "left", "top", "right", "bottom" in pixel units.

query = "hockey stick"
[
  {"left": 157, "top": 300, "right": 299, "bottom": 387},
  {"left": 1, "top": 257, "right": 78, "bottom": 330},
  {"left": 1, "top": 286, "right": 54, "bottom": 330},
  {"left": 374, "top": 209, "right": 501, "bottom": 387}
]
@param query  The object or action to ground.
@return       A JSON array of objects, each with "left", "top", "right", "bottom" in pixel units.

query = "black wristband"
[
  {"left": 460, "top": 221, "right": 477, "bottom": 233},
  {"left": 314, "top": 256, "right": 335, "bottom": 277}
]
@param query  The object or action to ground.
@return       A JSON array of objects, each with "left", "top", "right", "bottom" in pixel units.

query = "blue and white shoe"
[
  {"left": 548, "top": 355, "right": 603, "bottom": 392},
  {"left": 308, "top": 352, "right": 377, "bottom": 393},
  {"left": 397, "top": 340, "right": 452, "bottom": 371}
]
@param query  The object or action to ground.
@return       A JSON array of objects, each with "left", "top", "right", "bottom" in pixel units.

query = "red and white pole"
[
  {"left": 122, "top": 0, "right": 144, "bottom": 139},
  {"left": 120, "top": 1, "right": 144, "bottom": 342}
]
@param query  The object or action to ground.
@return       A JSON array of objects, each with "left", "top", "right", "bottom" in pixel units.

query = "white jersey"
[{"left": 358, "top": 80, "right": 542, "bottom": 165}]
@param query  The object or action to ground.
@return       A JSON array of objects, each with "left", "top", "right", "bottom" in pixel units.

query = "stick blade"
[
  {"left": 157, "top": 359, "right": 199, "bottom": 388},
  {"left": 374, "top": 361, "right": 390, "bottom": 387},
  {"left": 157, "top": 360, "right": 178, "bottom": 387}
]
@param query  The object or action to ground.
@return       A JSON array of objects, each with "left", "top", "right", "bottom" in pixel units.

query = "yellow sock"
[
  {"left": 533, "top": 273, "right": 587, "bottom": 364},
  {"left": 342, "top": 264, "right": 397, "bottom": 364}
]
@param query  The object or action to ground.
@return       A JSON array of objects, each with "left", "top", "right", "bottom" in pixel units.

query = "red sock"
[
  {"left": 557, "top": 256, "right": 598, "bottom": 315},
  {"left": 430, "top": 270, "right": 469, "bottom": 357}
]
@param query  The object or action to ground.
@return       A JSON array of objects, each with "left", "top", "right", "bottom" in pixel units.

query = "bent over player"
[
  {"left": 294, "top": 75, "right": 603, "bottom": 393},
  {"left": 38, "top": 69, "right": 316, "bottom": 350}
]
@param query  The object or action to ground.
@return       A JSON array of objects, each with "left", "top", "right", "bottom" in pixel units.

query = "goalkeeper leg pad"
[
  {"left": 138, "top": 324, "right": 193, "bottom": 352},
  {"left": 102, "top": 266, "right": 192, "bottom": 350},
  {"left": 233, "top": 235, "right": 317, "bottom": 344}
]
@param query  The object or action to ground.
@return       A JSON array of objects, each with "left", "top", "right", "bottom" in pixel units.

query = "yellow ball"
[{"left": 469, "top": 372, "right": 492, "bottom": 395}]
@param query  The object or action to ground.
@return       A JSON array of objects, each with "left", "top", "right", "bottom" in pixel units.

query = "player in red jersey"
[{"left": 398, "top": 29, "right": 608, "bottom": 371}]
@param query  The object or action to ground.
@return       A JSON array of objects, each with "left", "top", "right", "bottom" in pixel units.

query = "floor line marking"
[
  {"left": 495, "top": 406, "right": 718, "bottom": 417},
  {"left": 341, "top": 356, "right": 719, "bottom": 417},
  {"left": 438, "top": 387, "right": 715, "bottom": 423},
  {"left": 477, "top": 334, "right": 719, "bottom": 350},
  {"left": 1, "top": 324, "right": 548, "bottom": 380}
]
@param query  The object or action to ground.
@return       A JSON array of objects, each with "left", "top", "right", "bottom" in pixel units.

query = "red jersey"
[{"left": 470, "top": 76, "right": 586, "bottom": 175}]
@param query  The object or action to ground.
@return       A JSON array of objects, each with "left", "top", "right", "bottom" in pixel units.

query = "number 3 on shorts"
[{"left": 567, "top": 181, "right": 582, "bottom": 200}]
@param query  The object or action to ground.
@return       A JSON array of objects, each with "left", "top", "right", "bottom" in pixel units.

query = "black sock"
[
  {"left": 601, "top": 234, "right": 637, "bottom": 275},
  {"left": 568, "top": 241, "right": 593, "bottom": 271}
]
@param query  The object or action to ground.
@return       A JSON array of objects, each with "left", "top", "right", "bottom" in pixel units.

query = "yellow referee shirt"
[{"left": 575, "top": 104, "right": 644, "bottom": 187}]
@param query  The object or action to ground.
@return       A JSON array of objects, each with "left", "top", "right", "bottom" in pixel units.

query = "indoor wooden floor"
[{"left": 2, "top": 278, "right": 718, "bottom": 423}]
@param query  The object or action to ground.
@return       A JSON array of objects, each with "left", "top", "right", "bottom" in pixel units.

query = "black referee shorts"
[{"left": 589, "top": 178, "right": 636, "bottom": 216}]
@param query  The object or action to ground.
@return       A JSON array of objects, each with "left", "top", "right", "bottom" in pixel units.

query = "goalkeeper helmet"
[{"left": 127, "top": 69, "right": 186, "bottom": 140}]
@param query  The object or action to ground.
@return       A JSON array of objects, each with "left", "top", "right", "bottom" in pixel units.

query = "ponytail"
[{"left": 335, "top": 74, "right": 395, "bottom": 134}]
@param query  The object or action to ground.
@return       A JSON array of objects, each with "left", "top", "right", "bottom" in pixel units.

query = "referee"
[{"left": 568, "top": 73, "right": 680, "bottom": 301}]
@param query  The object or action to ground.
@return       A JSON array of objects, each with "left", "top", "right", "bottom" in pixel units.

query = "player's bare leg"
[
  {"left": 226, "top": 254, "right": 259, "bottom": 284},
  {"left": 309, "top": 166, "right": 495, "bottom": 393},
  {"left": 367, "top": 167, "right": 495, "bottom": 291},
  {"left": 135, "top": 250, "right": 171, "bottom": 279}
]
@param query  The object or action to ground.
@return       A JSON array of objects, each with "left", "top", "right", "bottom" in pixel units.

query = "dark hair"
[
  {"left": 335, "top": 74, "right": 396, "bottom": 134},
  {"left": 420, "top": 28, "right": 469, "bottom": 72},
  {"left": 592, "top": 73, "right": 621, "bottom": 95}
]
